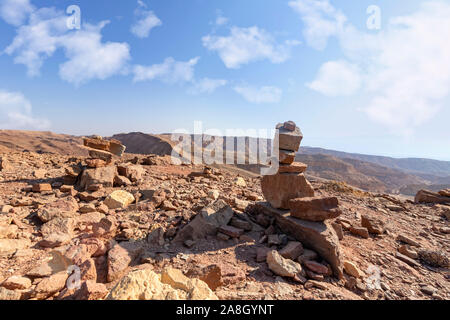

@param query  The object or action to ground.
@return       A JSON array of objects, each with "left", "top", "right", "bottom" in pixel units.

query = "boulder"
[
  {"left": 266, "top": 250, "right": 303, "bottom": 278},
  {"left": 74, "top": 280, "right": 108, "bottom": 300},
  {"left": 361, "top": 215, "right": 385, "bottom": 235},
  {"left": 438, "top": 189, "right": 450, "bottom": 197},
  {"left": 278, "top": 162, "right": 307, "bottom": 173},
  {"left": 103, "top": 190, "right": 135, "bottom": 209},
  {"left": 79, "top": 166, "right": 116, "bottom": 191},
  {"left": 117, "top": 164, "right": 145, "bottom": 182},
  {"left": 33, "top": 271, "right": 68, "bottom": 299},
  {"left": 173, "top": 200, "right": 233, "bottom": 242},
  {"left": 1, "top": 275, "right": 32, "bottom": 290},
  {"left": 106, "top": 268, "right": 217, "bottom": 300},
  {"left": 0, "top": 287, "right": 21, "bottom": 300},
  {"left": 261, "top": 173, "right": 315, "bottom": 209},
  {"left": 278, "top": 150, "right": 295, "bottom": 165},
  {"left": 275, "top": 124, "right": 303, "bottom": 152},
  {"left": 107, "top": 241, "right": 143, "bottom": 282},
  {"left": 88, "top": 149, "right": 112, "bottom": 162},
  {"left": 0, "top": 239, "right": 31, "bottom": 256},
  {"left": 32, "top": 183, "right": 52, "bottom": 193},
  {"left": 289, "top": 197, "right": 342, "bottom": 222},
  {"left": 252, "top": 203, "right": 343, "bottom": 279},
  {"left": 415, "top": 190, "right": 450, "bottom": 204},
  {"left": 279, "top": 241, "right": 304, "bottom": 260},
  {"left": 418, "top": 249, "right": 449, "bottom": 268}
]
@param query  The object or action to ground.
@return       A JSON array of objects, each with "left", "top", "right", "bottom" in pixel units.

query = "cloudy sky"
[{"left": 1, "top": 0, "right": 449, "bottom": 160}]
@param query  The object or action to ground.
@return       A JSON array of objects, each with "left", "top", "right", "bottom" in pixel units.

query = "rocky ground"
[{"left": 0, "top": 151, "right": 449, "bottom": 300}]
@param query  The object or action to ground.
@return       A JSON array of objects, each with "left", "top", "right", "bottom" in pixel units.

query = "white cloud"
[
  {"left": 0, "top": 89, "right": 50, "bottom": 129},
  {"left": 202, "top": 26, "right": 299, "bottom": 69},
  {"left": 130, "top": 1, "right": 162, "bottom": 38},
  {"left": 234, "top": 85, "right": 282, "bottom": 104},
  {"left": 4, "top": 7, "right": 131, "bottom": 85},
  {"left": 307, "top": 60, "right": 361, "bottom": 96},
  {"left": 133, "top": 57, "right": 200, "bottom": 84},
  {"left": 288, "top": 0, "right": 346, "bottom": 50},
  {"left": 188, "top": 78, "right": 227, "bottom": 95},
  {"left": 291, "top": 0, "right": 450, "bottom": 134},
  {"left": 0, "top": 0, "right": 34, "bottom": 26}
]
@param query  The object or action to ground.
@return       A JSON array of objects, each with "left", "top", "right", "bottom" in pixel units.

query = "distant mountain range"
[{"left": 1, "top": 130, "right": 449, "bottom": 196}]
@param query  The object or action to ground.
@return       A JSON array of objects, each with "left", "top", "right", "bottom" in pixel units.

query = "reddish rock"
[
  {"left": 350, "top": 226, "right": 369, "bottom": 239},
  {"left": 217, "top": 225, "right": 244, "bottom": 238},
  {"left": 304, "top": 261, "right": 329, "bottom": 275},
  {"left": 279, "top": 241, "right": 304, "bottom": 260},
  {"left": 275, "top": 124, "right": 303, "bottom": 152},
  {"left": 361, "top": 215, "right": 385, "bottom": 235},
  {"left": 278, "top": 150, "right": 296, "bottom": 165},
  {"left": 85, "top": 158, "right": 108, "bottom": 168},
  {"left": 289, "top": 196, "right": 342, "bottom": 222},
  {"left": 74, "top": 280, "right": 108, "bottom": 300},
  {"left": 261, "top": 173, "right": 315, "bottom": 209},
  {"left": 415, "top": 190, "right": 450, "bottom": 204},
  {"left": 107, "top": 242, "right": 143, "bottom": 282},
  {"left": 32, "top": 183, "right": 52, "bottom": 193},
  {"left": 278, "top": 162, "right": 308, "bottom": 173},
  {"left": 80, "top": 258, "right": 97, "bottom": 281}
]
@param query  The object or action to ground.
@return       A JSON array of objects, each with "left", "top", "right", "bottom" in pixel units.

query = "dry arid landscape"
[{"left": 0, "top": 125, "right": 449, "bottom": 301}]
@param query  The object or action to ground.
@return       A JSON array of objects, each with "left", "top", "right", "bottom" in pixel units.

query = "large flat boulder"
[
  {"left": 415, "top": 190, "right": 450, "bottom": 204},
  {"left": 261, "top": 173, "right": 315, "bottom": 209},
  {"left": 289, "top": 196, "right": 342, "bottom": 222},
  {"left": 79, "top": 166, "right": 117, "bottom": 191},
  {"left": 252, "top": 202, "right": 343, "bottom": 279}
]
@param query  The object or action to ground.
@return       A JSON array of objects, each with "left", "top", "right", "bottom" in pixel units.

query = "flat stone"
[
  {"left": 1, "top": 275, "right": 32, "bottom": 290},
  {"left": 0, "top": 239, "right": 31, "bottom": 256},
  {"left": 88, "top": 149, "right": 112, "bottom": 162},
  {"left": 266, "top": 250, "right": 303, "bottom": 278},
  {"left": 32, "top": 183, "right": 52, "bottom": 193},
  {"left": 350, "top": 226, "right": 369, "bottom": 239},
  {"left": 33, "top": 271, "right": 68, "bottom": 299},
  {"left": 275, "top": 125, "right": 303, "bottom": 152},
  {"left": 261, "top": 173, "right": 315, "bottom": 209},
  {"left": 279, "top": 241, "right": 304, "bottom": 260},
  {"left": 278, "top": 162, "right": 307, "bottom": 173},
  {"left": 304, "top": 261, "right": 329, "bottom": 275},
  {"left": 103, "top": 190, "right": 135, "bottom": 209},
  {"left": 396, "top": 234, "right": 420, "bottom": 247},
  {"left": 415, "top": 190, "right": 450, "bottom": 204},
  {"left": 395, "top": 252, "right": 420, "bottom": 267},
  {"left": 278, "top": 150, "right": 296, "bottom": 165},
  {"left": 252, "top": 203, "right": 343, "bottom": 279},
  {"left": 217, "top": 225, "right": 244, "bottom": 238},
  {"left": 79, "top": 166, "right": 117, "bottom": 191},
  {"left": 289, "top": 196, "right": 342, "bottom": 222},
  {"left": 343, "top": 261, "right": 364, "bottom": 278},
  {"left": 361, "top": 215, "right": 385, "bottom": 235},
  {"left": 297, "top": 249, "right": 319, "bottom": 264}
]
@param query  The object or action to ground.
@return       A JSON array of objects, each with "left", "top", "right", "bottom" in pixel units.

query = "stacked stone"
[
  {"left": 261, "top": 121, "right": 342, "bottom": 222},
  {"left": 261, "top": 121, "right": 314, "bottom": 210},
  {"left": 83, "top": 136, "right": 126, "bottom": 167}
]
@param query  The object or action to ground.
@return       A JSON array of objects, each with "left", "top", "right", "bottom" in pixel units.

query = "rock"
[
  {"left": 361, "top": 215, "right": 385, "bottom": 235},
  {"left": 33, "top": 271, "right": 68, "bottom": 299},
  {"left": 0, "top": 157, "right": 10, "bottom": 171},
  {"left": 80, "top": 258, "right": 97, "bottom": 281},
  {"left": 41, "top": 218, "right": 75, "bottom": 237},
  {"left": 297, "top": 249, "right": 319, "bottom": 264},
  {"left": 304, "top": 261, "right": 330, "bottom": 275},
  {"left": 106, "top": 268, "right": 217, "bottom": 300},
  {"left": 234, "top": 177, "right": 247, "bottom": 187},
  {"left": 275, "top": 124, "right": 303, "bottom": 151},
  {"left": 267, "top": 234, "right": 281, "bottom": 246},
  {"left": 343, "top": 261, "right": 364, "bottom": 278},
  {"left": 36, "top": 198, "right": 79, "bottom": 223},
  {"left": 282, "top": 121, "right": 297, "bottom": 131},
  {"left": 117, "top": 164, "right": 144, "bottom": 182},
  {"left": 350, "top": 226, "right": 369, "bottom": 239},
  {"left": 278, "top": 150, "right": 295, "bottom": 165},
  {"left": 253, "top": 203, "right": 343, "bottom": 279},
  {"left": 93, "top": 216, "right": 117, "bottom": 237},
  {"left": 289, "top": 197, "right": 342, "bottom": 222},
  {"left": 421, "top": 285, "right": 437, "bottom": 296},
  {"left": 173, "top": 200, "right": 233, "bottom": 242},
  {"left": 108, "top": 139, "right": 126, "bottom": 156},
  {"left": 279, "top": 241, "right": 304, "bottom": 260},
  {"left": 104, "top": 190, "right": 135, "bottom": 209},
  {"left": 1, "top": 276, "right": 32, "bottom": 290},
  {"left": 32, "top": 183, "right": 52, "bottom": 193},
  {"left": 1, "top": 205, "right": 13, "bottom": 213},
  {"left": 234, "top": 198, "right": 249, "bottom": 211},
  {"left": 107, "top": 241, "right": 143, "bottom": 282},
  {"left": 39, "top": 233, "right": 72, "bottom": 248},
  {"left": 418, "top": 249, "right": 449, "bottom": 268},
  {"left": 261, "top": 173, "right": 315, "bottom": 209},
  {"left": 74, "top": 280, "right": 108, "bottom": 300},
  {"left": 331, "top": 222, "right": 344, "bottom": 240},
  {"left": 266, "top": 250, "right": 303, "bottom": 278},
  {"left": 79, "top": 166, "right": 116, "bottom": 191},
  {"left": 0, "top": 224, "right": 18, "bottom": 239},
  {"left": 88, "top": 149, "right": 112, "bottom": 162},
  {"left": 398, "top": 245, "right": 418, "bottom": 260},
  {"left": 79, "top": 204, "right": 96, "bottom": 213},
  {"left": 83, "top": 137, "right": 110, "bottom": 151},
  {"left": 113, "top": 175, "right": 132, "bottom": 187},
  {"left": 256, "top": 247, "right": 270, "bottom": 262},
  {"left": 207, "top": 190, "right": 220, "bottom": 200},
  {"left": 439, "top": 189, "right": 450, "bottom": 197},
  {"left": 0, "top": 287, "right": 21, "bottom": 300},
  {"left": 230, "top": 217, "right": 252, "bottom": 231},
  {"left": 278, "top": 162, "right": 307, "bottom": 173},
  {"left": 415, "top": 190, "right": 450, "bottom": 204},
  {"left": 0, "top": 239, "right": 31, "bottom": 255},
  {"left": 217, "top": 225, "right": 244, "bottom": 238},
  {"left": 85, "top": 158, "right": 108, "bottom": 168},
  {"left": 396, "top": 234, "right": 420, "bottom": 247},
  {"left": 196, "top": 265, "right": 223, "bottom": 291},
  {"left": 395, "top": 252, "right": 420, "bottom": 267}
]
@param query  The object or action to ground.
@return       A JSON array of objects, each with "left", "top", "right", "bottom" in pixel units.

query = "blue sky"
[{"left": 1, "top": 0, "right": 449, "bottom": 160}]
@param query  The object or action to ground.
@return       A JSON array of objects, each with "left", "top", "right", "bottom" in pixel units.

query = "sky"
[{"left": 0, "top": 0, "right": 449, "bottom": 160}]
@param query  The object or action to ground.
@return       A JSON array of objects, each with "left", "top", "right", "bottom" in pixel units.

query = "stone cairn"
[
  {"left": 260, "top": 121, "right": 344, "bottom": 278},
  {"left": 261, "top": 120, "right": 342, "bottom": 222},
  {"left": 63, "top": 136, "right": 126, "bottom": 189}
]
